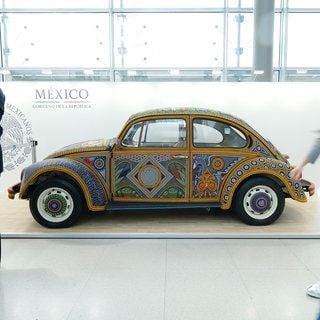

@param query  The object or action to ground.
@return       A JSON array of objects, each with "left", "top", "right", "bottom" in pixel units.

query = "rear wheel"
[
  {"left": 29, "top": 179, "right": 83, "bottom": 228},
  {"left": 232, "top": 177, "right": 285, "bottom": 225}
]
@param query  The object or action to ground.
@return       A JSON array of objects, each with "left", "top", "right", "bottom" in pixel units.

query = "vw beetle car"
[{"left": 8, "top": 108, "right": 313, "bottom": 228}]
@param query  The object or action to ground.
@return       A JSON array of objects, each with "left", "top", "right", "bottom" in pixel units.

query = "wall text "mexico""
[{"left": 35, "top": 88, "right": 89, "bottom": 100}]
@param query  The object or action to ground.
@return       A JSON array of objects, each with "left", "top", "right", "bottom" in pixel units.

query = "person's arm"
[
  {"left": 290, "top": 137, "right": 320, "bottom": 180},
  {"left": 290, "top": 158, "right": 309, "bottom": 180}
]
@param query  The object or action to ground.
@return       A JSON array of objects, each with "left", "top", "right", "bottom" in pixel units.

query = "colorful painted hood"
[{"left": 45, "top": 138, "right": 116, "bottom": 159}]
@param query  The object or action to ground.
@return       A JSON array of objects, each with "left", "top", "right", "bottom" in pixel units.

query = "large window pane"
[
  {"left": 228, "top": 0, "right": 253, "bottom": 9},
  {"left": 0, "top": 1, "right": 318, "bottom": 82},
  {"left": 227, "top": 12, "right": 280, "bottom": 67},
  {"left": 1, "top": 13, "right": 109, "bottom": 68},
  {"left": 1, "top": 0, "right": 108, "bottom": 9},
  {"left": 114, "top": 0, "right": 224, "bottom": 9},
  {"left": 114, "top": 13, "right": 223, "bottom": 68},
  {"left": 287, "top": 13, "right": 320, "bottom": 67},
  {"left": 228, "top": 0, "right": 281, "bottom": 9},
  {"left": 288, "top": 0, "right": 320, "bottom": 8},
  {"left": 273, "top": 13, "right": 280, "bottom": 67},
  {"left": 227, "top": 13, "right": 253, "bottom": 67}
]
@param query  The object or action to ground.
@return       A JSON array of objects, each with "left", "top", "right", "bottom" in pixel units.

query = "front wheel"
[
  {"left": 29, "top": 179, "right": 83, "bottom": 228},
  {"left": 232, "top": 177, "right": 285, "bottom": 226}
]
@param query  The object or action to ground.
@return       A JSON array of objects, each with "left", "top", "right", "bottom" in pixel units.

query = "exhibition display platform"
[{"left": 1, "top": 192, "right": 320, "bottom": 238}]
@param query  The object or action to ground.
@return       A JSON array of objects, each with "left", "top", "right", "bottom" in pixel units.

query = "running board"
[{"left": 106, "top": 202, "right": 221, "bottom": 211}]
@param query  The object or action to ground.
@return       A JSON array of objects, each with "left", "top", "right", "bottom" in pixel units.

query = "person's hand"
[{"left": 289, "top": 166, "right": 303, "bottom": 180}]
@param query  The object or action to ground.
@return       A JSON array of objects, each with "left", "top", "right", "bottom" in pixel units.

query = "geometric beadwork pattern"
[
  {"left": 80, "top": 156, "right": 108, "bottom": 182},
  {"left": 127, "top": 155, "right": 173, "bottom": 198},
  {"left": 192, "top": 154, "right": 243, "bottom": 198},
  {"left": 113, "top": 154, "right": 187, "bottom": 199},
  {"left": 251, "top": 140, "right": 271, "bottom": 157},
  {"left": 220, "top": 157, "right": 307, "bottom": 208},
  {"left": 22, "top": 158, "right": 107, "bottom": 207}
]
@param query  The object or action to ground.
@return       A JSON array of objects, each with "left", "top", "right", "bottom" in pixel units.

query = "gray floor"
[{"left": 1, "top": 237, "right": 320, "bottom": 320}]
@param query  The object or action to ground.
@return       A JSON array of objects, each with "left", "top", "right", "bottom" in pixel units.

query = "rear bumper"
[
  {"left": 7, "top": 182, "right": 21, "bottom": 199},
  {"left": 300, "top": 179, "right": 315, "bottom": 196}
]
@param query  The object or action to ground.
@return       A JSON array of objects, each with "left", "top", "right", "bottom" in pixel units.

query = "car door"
[
  {"left": 112, "top": 116, "right": 189, "bottom": 202},
  {"left": 190, "top": 116, "right": 248, "bottom": 201}
]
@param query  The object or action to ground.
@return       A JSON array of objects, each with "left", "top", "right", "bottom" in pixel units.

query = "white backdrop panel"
[{"left": 0, "top": 82, "right": 319, "bottom": 194}]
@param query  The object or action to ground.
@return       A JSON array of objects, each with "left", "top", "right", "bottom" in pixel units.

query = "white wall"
[{"left": 1, "top": 82, "right": 319, "bottom": 194}]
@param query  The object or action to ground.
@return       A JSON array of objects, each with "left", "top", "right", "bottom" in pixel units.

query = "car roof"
[{"left": 129, "top": 107, "right": 251, "bottom": 130}]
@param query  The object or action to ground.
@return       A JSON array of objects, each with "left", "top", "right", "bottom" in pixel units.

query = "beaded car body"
[{"left": 8, "top": 108, "right": 313, "bottom": 228}]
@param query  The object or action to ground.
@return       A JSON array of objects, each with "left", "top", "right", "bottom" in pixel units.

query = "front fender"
[
  {"left": 20, "top": 158, "right": 108, "bottom": 211},
  {"left": 220, "top": 157, "right": 307, "bottom": 210}
]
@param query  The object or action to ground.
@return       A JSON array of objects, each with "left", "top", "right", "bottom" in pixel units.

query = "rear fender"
[
  {"left": 220, "top": 157, "right": 307, "bottom": 210},
  {"left": 20, "top": 158, "right": 108, "bottom": 211}
]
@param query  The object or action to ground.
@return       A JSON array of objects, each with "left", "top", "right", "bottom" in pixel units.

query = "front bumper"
[{"left": 8, "top": 182, "right": 21, "bottom": 199}]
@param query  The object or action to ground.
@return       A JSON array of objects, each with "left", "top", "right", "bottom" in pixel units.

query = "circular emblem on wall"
[{"left": 0, "top": 103, "right": 33, "bottom": 171}]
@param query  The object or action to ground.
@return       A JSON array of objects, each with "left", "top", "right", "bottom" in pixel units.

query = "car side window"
[
  {"left": 122, "top": 118, "right": 186, "bottom": 148},
  {"left": 193, "top": 118, "right": 247, "bottom": 148}
]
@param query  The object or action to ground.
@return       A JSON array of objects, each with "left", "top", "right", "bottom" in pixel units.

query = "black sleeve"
[
  {"left": 0, "top": 88, "right": 5, "bottom": 117},
  {"left": 0, "top": 88, "right": 5, "bottom": 137}
]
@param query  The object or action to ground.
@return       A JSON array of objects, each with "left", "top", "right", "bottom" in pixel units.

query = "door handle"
[{"left": 172, "top": 155, "right": 188, "bottom": 159}]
